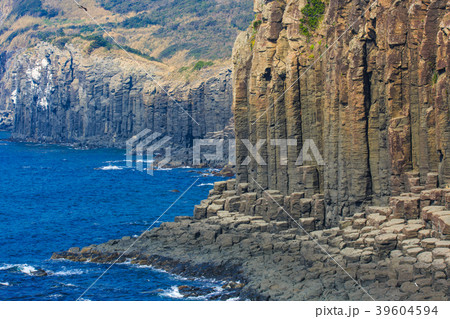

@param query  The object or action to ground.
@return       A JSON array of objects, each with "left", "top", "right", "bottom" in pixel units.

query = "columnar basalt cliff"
[
  {"left": 2, "top": 42, "right": 233, "bottom": 160},
  {"left": 53, "top": 0, "right": 450, "bottom": 300},
  {"left": 232, "top": 0, "right": 450, "bottom": 226},
  {"left": 0, "top": 50, "right": 14, "bottom": 129}
]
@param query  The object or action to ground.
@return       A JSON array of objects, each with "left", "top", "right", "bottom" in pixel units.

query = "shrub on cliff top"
[
  {"left": 250, "top": 19, "right": 263, "bottom": 50},
  {"left": 252, "top": 20, "right": 262, "bottom": 31},
  {"left": 193, "top": 61, "right": 214, "bottom": 71},
  {"left": 299, "top": 0, "right": 326, "bottom": 39},
  {"left": 84, "top": 34, "right": 112, "bottom": 53}
]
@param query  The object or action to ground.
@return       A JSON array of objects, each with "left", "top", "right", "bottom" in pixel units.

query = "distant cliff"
[
  {"left": 2, "top": 42, "right": 233, "bottom": 162},
  {"left": 0, "top": 0, "right": 250, "bottom": 160},
  {"left": 0, "top": 50, "right": 14, "bottom": 129},
  {"left": 233, "top": 0, "right": 450, "bottom": 225}
]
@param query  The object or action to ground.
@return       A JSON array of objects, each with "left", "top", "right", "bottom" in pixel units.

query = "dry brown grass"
[{"left": 1, "top": 0, "right": 248, "bottom": 85}]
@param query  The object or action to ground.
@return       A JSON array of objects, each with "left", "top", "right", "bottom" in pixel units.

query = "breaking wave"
[
  {"left": 97, "top": 165, "right": 123, "bottom": 170},
  {"left": 197, "top": 183, "right": 214, "bottom": 187}
]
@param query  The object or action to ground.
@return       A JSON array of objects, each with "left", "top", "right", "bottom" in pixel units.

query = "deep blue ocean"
[{"left": 0, "top": 131, "right": 229, "bottom": 301}]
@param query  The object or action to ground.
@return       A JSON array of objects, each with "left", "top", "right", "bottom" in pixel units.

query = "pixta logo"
[
  {"left": 193, "top": 138, "right": 325, "bottom": 166},
  {"left": 126, "top": 129, "right": 172, "bottom": 175},
  {"left": 127, "top": 129, "right": 325, "bottom": 175}
]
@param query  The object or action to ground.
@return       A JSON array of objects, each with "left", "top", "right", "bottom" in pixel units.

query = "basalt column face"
[
  {"left": 232, "top": 0, "right": 450, "bottom": 226},
  {"left": 5, "top": 43, "right": 234, "bottom": 161}
]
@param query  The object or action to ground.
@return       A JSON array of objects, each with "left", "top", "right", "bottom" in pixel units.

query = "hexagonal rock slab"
[{"left": 389, "top": 195, "right": 420, "bottom": 219}]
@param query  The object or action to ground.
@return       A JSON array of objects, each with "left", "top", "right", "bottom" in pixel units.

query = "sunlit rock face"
[
  {"left": 232, "top": 0, "right": 450, "bottom": 225},
  {"left": 6, "top": 42, "right": 234, "bottom": 162}
]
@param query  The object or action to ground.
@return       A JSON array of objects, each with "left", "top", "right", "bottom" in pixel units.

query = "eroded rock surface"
[
  {"left": 1, "top": 42, "right": 233, "bottom": 162},
  {"left": 233, "top": 0, "right": 450, "bottom": 224},
  {"left": 54, "top": 180, "right": 450, "bottom": 300}
]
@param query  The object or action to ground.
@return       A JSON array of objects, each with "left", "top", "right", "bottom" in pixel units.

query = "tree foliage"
[{"left": 299, "top": 0, "right": 326, "bottom": 38}]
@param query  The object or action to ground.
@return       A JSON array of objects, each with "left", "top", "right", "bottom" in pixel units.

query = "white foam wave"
[
  {"left": 159, "top": 286, "right": 184, "bottom": 299},
  {"left": 20, "top": 265, "right": 37, "bottom": 275},
  {"left": 186, "top": 285, "right": 224, "bottom": 301},
  {"left": 97, "top": 165, "right": 123, "bottom": 170},
  {"left": 136, "top": 159, "right": 154, "bottom": 163},
  {"left": 0, "top": 282, "right": 9, "bottom": 286},
  {"left": 117, "top": 259, "right": 133, "bottom": 266},
  {"left": 0, "top": 264, "right": 37, "bottom": 275},
  {"left": 164, "top": 284, "right": 227, "bottom": 301},
  {"left": 52, "top": 269, "right": 84, "bottom": 276},
  {"left": 197, "top": 183, "right": 214, "bottom": 187},
  {"left": 133, "top": 264, "right": 168, "bottom": 274},
  {"left": 226, "top": 297, "right": 240, "bottom": 301},
  {"left": 0, "top": 263, "right": 83, "bottom": 277}
]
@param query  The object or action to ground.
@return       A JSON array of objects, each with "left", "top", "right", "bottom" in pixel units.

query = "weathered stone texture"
[
  {"left": 2, "top": 43, "right": 233, "bottom": 162},
  {"left": 233, "top": 0, "right": 450, "bottom": 226}
]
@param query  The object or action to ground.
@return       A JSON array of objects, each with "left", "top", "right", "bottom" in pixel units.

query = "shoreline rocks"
[{"left": 53, "top": 180, "right": 450, "bottom": 301}]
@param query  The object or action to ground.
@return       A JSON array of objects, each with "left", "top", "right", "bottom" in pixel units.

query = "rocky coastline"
[
  {"left": 0, "top": 42, "right": 234, "bottom": 164},
  {"left": 53, "top": 179, "right": 450, "bottom": 301},
  {"left": 28, "top": 0, "right": 450, "bottom": 301}
]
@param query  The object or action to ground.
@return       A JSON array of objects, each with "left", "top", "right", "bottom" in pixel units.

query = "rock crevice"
[{"left": 232, "top": 0, "right": 450, "bottom": 224}]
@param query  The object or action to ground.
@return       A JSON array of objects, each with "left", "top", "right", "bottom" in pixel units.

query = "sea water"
[{"left": 0, "top": 131, "right": 229, "bottom": 301}]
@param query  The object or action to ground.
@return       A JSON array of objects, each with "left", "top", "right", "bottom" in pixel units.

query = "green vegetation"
[
  {"left": 53, "top": 37, "right": 71, "bottom": 50},
  {"left": 98, "top": 0, "right": 153, "bottom": 14},
  {"left": 158, "top": 43, "right": 191, "bottom": 60},
  {"left": 79, "top": 34, "right": 160, "bottom": 61},
  {"left": 250, "top": 19, "right": 263, "bottom": 50},
  {"left": 5, "top": 25, "right": 36, "bottom": 43},
  {"left": 1, "top": 0, "right": 253, "bottom": 62},
  {"left": 299, "top": 0, "right": 326, "bottom": 39},
  {"left": 432, "top": 71, "right": 438, "bottom": 85},
  {"left": 178, "top": 60, "right": 214, "bottom": 77},
  {"left": 100, "top": 0, "right": 253, "bottom": 60},
  {"left": 193, "top": 60, "right": 213, "bottom": 71},
  {"left": 119, "top": 15, "right": 159, "bottom": 28},
  {"left": 253, "top": 20, "right": 262, "bottom": 30},
  {"left": 178, "top": 66, "right": 190, "bottom": 73},
  {"left": 82, "top": 34, "right": 113, "bottom": 53},
  {"left": 35, "top": 30, "right": 56, "bottom": 42},
  {"left": 9, "top": 0, "right": 59, "bottom": 19},
  {"left": 231, "top": 13, "right": 255, "bottom": 31},
  {"left": 121, "top": 45, "right": 160, "bottom": 62}
]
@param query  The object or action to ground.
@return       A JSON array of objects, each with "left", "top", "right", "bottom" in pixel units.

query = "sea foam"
[
  {"left": 97, "top": 165, "right": 123, "bottom": 170},
  {"left": 197, "top": 183, "right": 214, "bottom": 187},
  {"left": 159, "top": 286, "right": 184, "bottom": 299},
  {"left": 52, "top": 269, "right": 84, "bottom": 276},
  {"left": 0, "top": 264, "right": 37, "bottom": 275}
]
